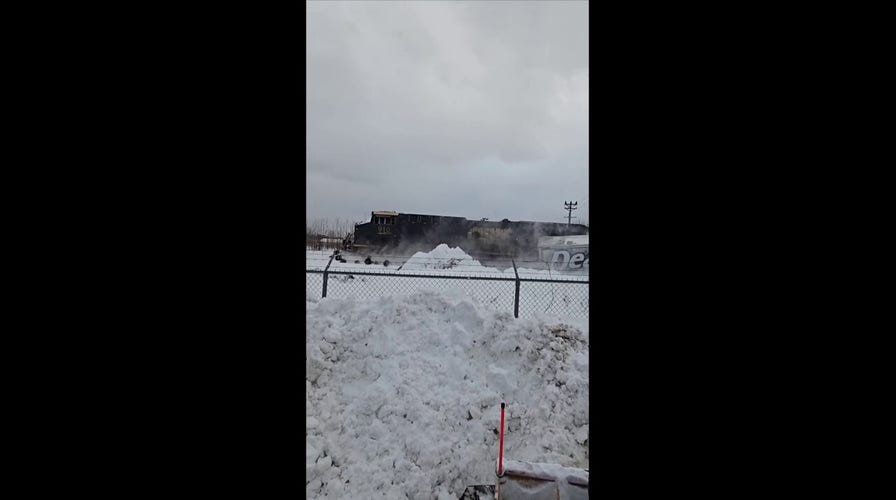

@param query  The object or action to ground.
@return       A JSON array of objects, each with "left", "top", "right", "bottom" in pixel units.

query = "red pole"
[{"left": 498, "top": 402, "right": 505, "bottom": 476}]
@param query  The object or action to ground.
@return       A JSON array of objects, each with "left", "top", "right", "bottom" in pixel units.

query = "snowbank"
[{"left": 306, "top": 290, "right": 589, "bottom": 499}]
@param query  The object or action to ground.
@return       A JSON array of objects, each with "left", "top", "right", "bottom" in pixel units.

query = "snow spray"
[{"left": 497, "top": 402, "right": 505, "bottom": 477}]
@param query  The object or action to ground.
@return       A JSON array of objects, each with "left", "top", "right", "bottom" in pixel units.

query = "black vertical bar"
[
  {"left": 322, "top": 255, "right": 334, "bottom": 298},
  {"left": 512, "top": 258, "right": 520, "bottom": 318}
]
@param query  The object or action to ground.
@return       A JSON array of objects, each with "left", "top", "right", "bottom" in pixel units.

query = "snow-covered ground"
[
  {"left": 307, "top": 244, "right": 588, "bottom": 320},
  {"left": 306, "top": 289, "right": 589, "bottom": 499}
]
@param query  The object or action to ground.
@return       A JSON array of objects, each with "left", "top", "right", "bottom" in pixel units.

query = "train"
[{"left": 344, "top": 210, "right": 588, "bottom": 260}]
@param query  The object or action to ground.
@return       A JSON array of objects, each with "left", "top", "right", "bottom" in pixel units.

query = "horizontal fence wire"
[{"left": 305, "top": 268, "right": 588, "bottom": 319}]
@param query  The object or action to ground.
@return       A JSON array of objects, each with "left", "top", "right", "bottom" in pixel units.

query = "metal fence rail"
[{"left": 305, "top": 256, "right": 588, "bottom": 319}]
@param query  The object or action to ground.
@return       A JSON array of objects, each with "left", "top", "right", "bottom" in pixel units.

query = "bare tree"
[{"left": 305, "top": 217, "right": 359, "bottom": 250}]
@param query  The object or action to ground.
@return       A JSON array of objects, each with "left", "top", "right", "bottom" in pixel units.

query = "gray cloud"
[{"left": 307, "top": 0, "right": 588, "bottom": 225}]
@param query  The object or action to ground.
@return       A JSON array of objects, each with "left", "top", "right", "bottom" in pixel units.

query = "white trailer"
[{"left": 537, "top": 235, "right": 589, "bottom": 273}]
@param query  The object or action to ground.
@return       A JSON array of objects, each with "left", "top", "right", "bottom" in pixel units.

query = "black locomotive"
[{"left": 345, "top": 210, "right": 588, "bottom": 259}]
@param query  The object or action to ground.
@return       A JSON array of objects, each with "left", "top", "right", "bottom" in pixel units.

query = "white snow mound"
[
  {"left": 401, "top": 244, "right": 492, "bottom": 271},
  {"left": 306, "top": 290, "right": 589, "bottom": 499}
]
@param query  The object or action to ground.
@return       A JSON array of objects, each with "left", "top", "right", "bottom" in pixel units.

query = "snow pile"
[
  {"left": 306, "top": 290, "right": 589, "bottom": 499},
  {"left": 393, "top": 244, "right": 574, "bottom": 278},
  {"left": 401, "top": 244, "right": 489, "bottom": 271}
]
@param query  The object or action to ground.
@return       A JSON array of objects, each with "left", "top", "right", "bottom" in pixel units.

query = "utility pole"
[{"left": 564, "top": 201, "right": 578, "bottom": 226}]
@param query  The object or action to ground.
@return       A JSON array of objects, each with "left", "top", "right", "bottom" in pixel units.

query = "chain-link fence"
[
  {"left": 517, "top": 278, "right": 589, "bottom": 319},
  {"left": 305, "top": 257, "right": 588, "bottom": 319},
  {"left": 305, "top": 272, "right": 324, "bottom": 300}
]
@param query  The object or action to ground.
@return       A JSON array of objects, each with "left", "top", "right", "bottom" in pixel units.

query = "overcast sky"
[{"left": 307, "top": 0, "right": 588, "bottom": 226}]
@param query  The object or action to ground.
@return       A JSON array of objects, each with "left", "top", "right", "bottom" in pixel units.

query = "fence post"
[
  {"left": 511, "top": 258, "right": 520, "bottom": 318},
  {"left": 322, "top": 255, "right": 335, "bottom": 298}
]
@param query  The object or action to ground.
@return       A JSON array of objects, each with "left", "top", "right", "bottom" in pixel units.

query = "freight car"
[{"left": 345, "top": 210, "right": 588, "bottom": 259}]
